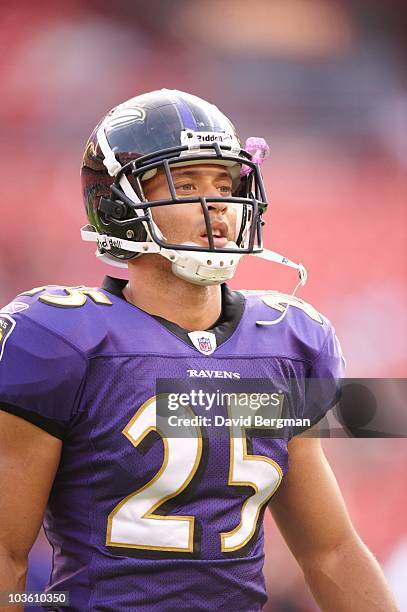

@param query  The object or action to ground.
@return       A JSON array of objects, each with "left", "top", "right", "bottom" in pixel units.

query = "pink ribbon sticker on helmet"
[{"left": 240, "top": 137, "right": 270, "bottom": 176}]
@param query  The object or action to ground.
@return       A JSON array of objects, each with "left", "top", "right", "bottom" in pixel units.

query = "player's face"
[{"left": 142, "top": 164, "right": 238, "bottom": 248}]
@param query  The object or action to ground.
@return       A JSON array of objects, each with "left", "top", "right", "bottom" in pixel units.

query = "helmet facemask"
[{"left": 123, "top": 150, "right": 264, "bottom": 243}]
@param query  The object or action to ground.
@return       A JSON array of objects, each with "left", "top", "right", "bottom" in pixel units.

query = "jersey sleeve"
[
  {"left": 0, "top": 312, "right": 87, "bottom": 438},
  {"left": 300, "top": 322, "right": 345, "bottom": 432}
]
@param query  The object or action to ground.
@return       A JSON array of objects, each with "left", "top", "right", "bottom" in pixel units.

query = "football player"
[{"left": 0, "top": 90, "right": 397, "bottom": 611}]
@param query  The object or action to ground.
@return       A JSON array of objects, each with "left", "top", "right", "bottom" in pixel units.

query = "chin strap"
[
  {"left": 253, "top": 248, "right": 307, "bottom": 280},
  {"left": 81, "top": 226, "right": 242, "bottom": 285},
  {"left": 81, "top": 226, "right": 307, "bottom": 296},
  {"left": 253, "top": 248, "right": 308, "bottom": 326}
]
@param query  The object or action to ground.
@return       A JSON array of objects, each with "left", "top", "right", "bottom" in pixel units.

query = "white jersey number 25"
[{"left": 106, "top": 397, "right": 282, "bottom": 555}]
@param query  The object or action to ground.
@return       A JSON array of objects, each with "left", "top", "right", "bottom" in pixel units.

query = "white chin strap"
[
  {"left": 81, "top": 225, "right": 307, "bottom": 293},
  {"left": 169, "top": 245, "right": 307, "bottom": 287},
  {"left": 253, "top": 248, "right": 307, "bottom": 285},
  {"left": 81, "top": 226, "right": 243, "bottom": 285},
  {"left": 165, "top": 241, "right": 243, "bottom": 285},
  {"left": 253, "top": 248, "right": 308, "bottom": 325}
]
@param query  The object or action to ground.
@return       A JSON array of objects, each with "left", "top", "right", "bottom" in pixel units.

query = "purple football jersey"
[{"left": 0, "top": 278, "right": 344, "bottom": 611}]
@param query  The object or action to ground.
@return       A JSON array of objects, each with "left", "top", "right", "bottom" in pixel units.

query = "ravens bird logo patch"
[{"left": 0, "top": 315, "right": 16, "bottom": 362}]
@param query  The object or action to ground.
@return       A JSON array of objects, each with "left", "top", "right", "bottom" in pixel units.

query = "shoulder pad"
[
  {"left": 2, "top": 284, "right": 114, "bottom": 355},
  {"left": 236, "top": 289, "right": 335, "bottom": 362}
]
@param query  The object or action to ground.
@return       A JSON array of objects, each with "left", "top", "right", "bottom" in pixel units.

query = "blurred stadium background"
[{"left": 1, "top": 0, "right": 406, "bottom": 610}]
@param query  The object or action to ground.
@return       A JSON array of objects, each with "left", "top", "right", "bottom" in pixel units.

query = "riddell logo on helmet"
[
  {"left": 195, "top": 133, "right": 233, "bottom": 143},
  {"left": 181, "top": 130, "right": 237, "bottom": 148},
  {"left": 97, "top": 235, "right": 122, "bottom": 251}
]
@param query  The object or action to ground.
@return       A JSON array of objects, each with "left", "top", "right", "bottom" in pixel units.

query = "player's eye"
[
  {"left": 218, "top": 184, "right": 233, "bottom": 196},
  {"left": 175, "top": 182, "right": 195, "bottom": 192}
]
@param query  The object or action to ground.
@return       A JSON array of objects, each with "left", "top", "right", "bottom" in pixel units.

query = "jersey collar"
[{"left": 101, "top": 276, "right": 245, "bottom": 349}]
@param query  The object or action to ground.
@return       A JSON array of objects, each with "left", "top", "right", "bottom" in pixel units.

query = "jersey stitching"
[
  {"left": 309, "top": 323, "right": 332, "bottom": 369},
  {"left": 17, "top": 297, "right": 325, "bottom": 367},
  {"left": 86, "top": 353, "right": 316, "bottom": 366}
]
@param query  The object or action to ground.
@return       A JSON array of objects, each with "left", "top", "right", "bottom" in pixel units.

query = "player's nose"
[{"left": 207, "top": 199, "right": 228, "bottom": 213}]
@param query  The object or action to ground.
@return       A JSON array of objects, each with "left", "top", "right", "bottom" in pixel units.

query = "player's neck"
[{"left": 124, "top": 256, "right": 222, "bottom": 331}]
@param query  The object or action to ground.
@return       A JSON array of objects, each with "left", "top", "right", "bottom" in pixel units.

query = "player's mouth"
[{"left": 198, "top": 221, "right": 229, "bottom": 248}]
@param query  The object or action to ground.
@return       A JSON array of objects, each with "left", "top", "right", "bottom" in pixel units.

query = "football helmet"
[{"left": 81, "top": 89, "right": 305, "bottom": 286}]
